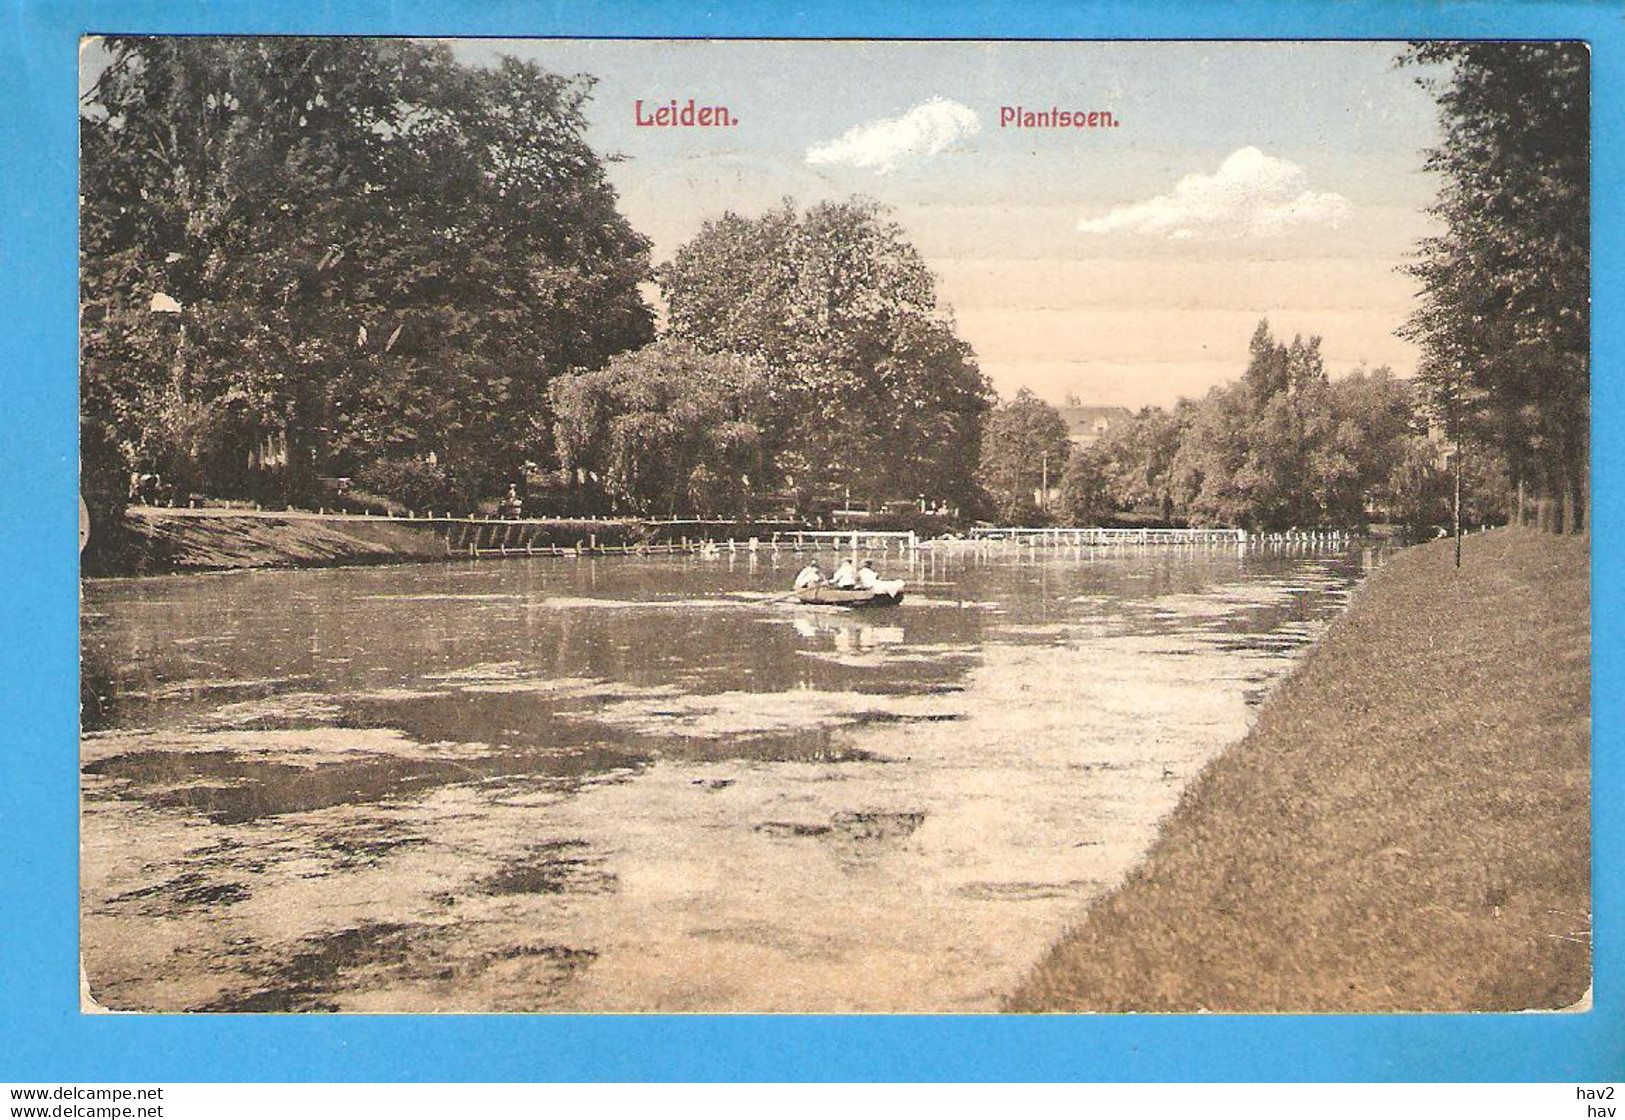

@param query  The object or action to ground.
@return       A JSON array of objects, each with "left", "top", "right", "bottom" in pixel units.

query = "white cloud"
[
  {"left": 1077, "top": 147, "right": 1351, "bottom": 240},
  {"left": 806, "top": 98, "right": 981, "bottom": 174}
]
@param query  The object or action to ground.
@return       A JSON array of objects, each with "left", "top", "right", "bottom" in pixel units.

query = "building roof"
[{"left": 1057, "top": 405, "right": 1133, "bottom": 442}]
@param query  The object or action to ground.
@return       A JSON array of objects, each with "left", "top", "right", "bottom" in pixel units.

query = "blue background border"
[{"left": 3, "top": 0, "right": 1618, "bottom": 1082}]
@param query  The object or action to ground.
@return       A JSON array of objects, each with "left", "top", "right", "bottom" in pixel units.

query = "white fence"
[
  {"left": 969, "top": 526, "right": 1244, "bottom": 546},
  {"left": 964, "top": 526, "right": 1353, "bottom": 548},
  {"left": 778, "top": 529, "right": 919, "bottom": 553}
]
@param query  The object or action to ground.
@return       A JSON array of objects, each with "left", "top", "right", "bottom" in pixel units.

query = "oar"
[{"left": 722, "top": 588, "right": 805, "bottom": 604}]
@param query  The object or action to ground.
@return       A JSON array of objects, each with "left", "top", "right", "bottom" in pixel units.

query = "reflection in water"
[{"left": 81, "top": 546, "right": 1377, "bottom": 1012}]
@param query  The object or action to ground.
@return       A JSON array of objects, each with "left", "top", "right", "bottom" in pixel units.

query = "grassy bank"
[
  {"left": 85, "top": 508, "right": 454, "bottom": 575},
  {"left": 1009, "top": 528, "right": 1590, "bottom": 1012},
  {"left": 84, "top": 509, "right": 814, "bottom": 576}
]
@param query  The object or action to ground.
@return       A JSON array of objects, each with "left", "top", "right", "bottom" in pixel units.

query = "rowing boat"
[{"left": 793, "top": 582, "right": 905, "bottom": 608}]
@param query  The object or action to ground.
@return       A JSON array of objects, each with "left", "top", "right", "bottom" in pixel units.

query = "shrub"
[{"left": 355, "top": 457, "right": 453, "bottom": 514}]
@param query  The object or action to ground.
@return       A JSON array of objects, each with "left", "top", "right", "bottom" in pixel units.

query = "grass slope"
[
  {"left": 1009, "top": 529, "right": 1591, "bottom": 1012},
  {"left": 112, "top": 510, "right": 450, "bottom": 572}
]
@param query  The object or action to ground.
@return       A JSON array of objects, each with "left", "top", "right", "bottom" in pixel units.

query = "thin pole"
[
  {"left": 1448, "top": 360, "right": 1464, "bottom": 568},
  {"left": 1453, "top": 439, "right": 1463, "bottom": 569}
]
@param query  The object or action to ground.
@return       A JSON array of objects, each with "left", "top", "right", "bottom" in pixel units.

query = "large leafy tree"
[
  {"left": 658, "top": 198, "right": 991, "bottom": 510},
  {"left": 81, "top": 37, "right": 653, "bottom": 514},
  {"left": 976, "top": 389, "right": 1072, "bottom": 524},
  {"left": 1232, "top": 333, "right": 1331, "bottom": 529},
  {"left": 1164, "top": 322, "right": 1422, "bottom": 531},
  {"left": 1057, "top": 446, "right": 1113, "bottom": 527},
  {"left": 1169, "top": 381, "right": 1254, "bottom": 528},
  {"left": 1398, "top": 42, "right": 1589, "bottom": 532},
  {"left": 1312, "top": 368, "right": 1421, "bottom": 527},
  {"left": 1094, "top": 404, "right": 1192, "bottom": 521}
]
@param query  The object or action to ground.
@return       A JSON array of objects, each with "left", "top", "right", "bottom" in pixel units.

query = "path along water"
[{"left": 80, "top": 545, "right": 1378, "bottom": 1012}]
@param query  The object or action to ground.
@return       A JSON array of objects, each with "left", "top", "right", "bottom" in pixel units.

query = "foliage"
[
  {"left": 976, "top": 389, "right": 1072, "bottom": 524},
  {"left": 974, "top": 342, "right": 1423, "bottom": 532},
  {"left": 1314, "top": 368, "right": 1429, "bottom": 525},
  {"left": 1381, "top": 437, "right": 1451, "bottom": 533},
  {"left": 658, "top": 199, "right": 992, "bottom": 510},
  {"left": 1178, "top": 327, "right": 1421, "bottom": 529},
  {"left": 1398, "top": 42, "right": 1589, "bottom": 531},
  {"left": 354, "top": 457, "right": 454, "bottom": 514},
  {"left": 81, "top": 37, "right": 654, "bottom": 511},
  {"left": 1092, "top": 404, "right": 1192, "bottom": 521},
  {"left": 548, "top": 341, "right": 770, "bottom": 517},
  {"left": 1057, "top": 446, "right": 1113, "bottom": 527},
  {"left": 1380, "top": 437, "right": 1512, "bottom": 535},
  {"left": 1094, "top": 322, "right": 1425, "bottom": 532}
]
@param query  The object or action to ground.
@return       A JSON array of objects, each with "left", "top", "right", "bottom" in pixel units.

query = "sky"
[
  {"left": 84, "top": 38, "right": 1449, "bottom": 410},
  {"left": 445, "top": 40, "right": 1447, "bottom": 409}
]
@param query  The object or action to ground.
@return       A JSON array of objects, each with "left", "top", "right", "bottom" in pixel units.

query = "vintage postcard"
[{"left": 78, "top": 37, "right": 1589, "bottom": 1014}]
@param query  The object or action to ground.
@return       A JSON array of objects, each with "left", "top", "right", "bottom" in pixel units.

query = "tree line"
[
  {"left": 975, "top": 321, "right": 1484, "bottom": 533},
  {"left": 80, "top": 38, "right": 989, "bottom": 529},
  {"left": 81, "top": 38, "right": 1583, "bottom": 539},
  {"left": 1399, "top": 42, "right": 1589, "bottom": 533},
  {"left": 551, "top": 200, "right": 990, "bottom": 518},
  {"left": 81, "top": 38, "right": 656, "bottom": 523},
  {"left": 974, "top": 42, "right": 1588, "bottom": 537}
]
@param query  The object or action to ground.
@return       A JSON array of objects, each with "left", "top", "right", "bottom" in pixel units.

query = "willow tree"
[
  {"left": 548, "top": 341, "right": 769, "bottom": 517},
  {"left": 1399, "top": 42, "right": 1589, "bottom": 532}
]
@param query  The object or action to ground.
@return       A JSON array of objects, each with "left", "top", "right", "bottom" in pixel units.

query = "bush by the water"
[{"left": 355, "top": 458, "right": 454, "bottom": 515}]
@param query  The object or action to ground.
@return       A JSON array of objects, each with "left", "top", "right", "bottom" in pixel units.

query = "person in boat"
[
  {"left": 794, "top": 559, "right": 825, "bottom": 589},
  {"left": 829, "top": 557, "right": 858, "bottom": 588},
  {"left": 855, "top": 558, "right": 905, "bottom": 599}
]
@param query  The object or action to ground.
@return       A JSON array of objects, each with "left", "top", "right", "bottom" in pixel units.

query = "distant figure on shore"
[
  {"left": 500, "top": 484, "right": 524, "bottom": 520},
  {"left": 129, "top": 472, "right": 171, "bottom": 506},
  {"left": 830, "top": 558, "right": 858, "bottom": 588},
  {"left": 794, "top": 559, "right": 825, "bottom": 589}
]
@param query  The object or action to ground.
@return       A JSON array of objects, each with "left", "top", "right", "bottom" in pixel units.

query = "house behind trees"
[{"left": 1057, "top": 405, "right": 1132, "bottom": 449}]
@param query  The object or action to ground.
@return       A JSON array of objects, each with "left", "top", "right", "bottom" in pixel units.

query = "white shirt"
[{"left": 794, "top": 565, "right": 824, "bottom": 589}]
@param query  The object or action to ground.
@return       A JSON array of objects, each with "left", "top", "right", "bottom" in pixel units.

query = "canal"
[{"left": 80, "top": 544, "right": 1376, "bottom": 1012}]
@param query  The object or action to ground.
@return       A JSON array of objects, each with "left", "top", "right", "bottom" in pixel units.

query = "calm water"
[{"left": 81, "top": 544, "right": 1377, "bottom": 1012}]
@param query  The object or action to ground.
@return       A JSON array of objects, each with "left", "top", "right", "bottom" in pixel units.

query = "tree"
[
  {"left": 1242, "top": 318, "right": 1290, "bottom": 407},
  {"left": 976, "top": 389, "right": 1071, "bottom": 524},
  {"left": 1094, "top": 404, "right": 1191, "bottom": 521},
  {"left": 1230, "top": 331, "right": 1328, "bottom": 529},
  {"left": 549, "top": 342, "right": 769, "bottom": 517},
  {"left": 1058, "top": 446, "right": 1112, "bottom": 527},
  {"left": 1398, "top": 42, "right": 1589, "bottom": 532},
  {"left": 1167, "top": 322, "right": 1424, "bottom": 531},
  {"left": 1311, "top": 368, "right": 1419, "bottom": 527},
  {"left": 659, "top": 198, "right": 991, "bottom": 510},
  {"left": 80, "top": 38, "right": 654, "bottom": 514},
  {"left": 1171, "top": 381, "right": 1254, "bottom": 528},
  {"left": 1379, "top": 434, "right": 1511, "bottom": 536}
]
